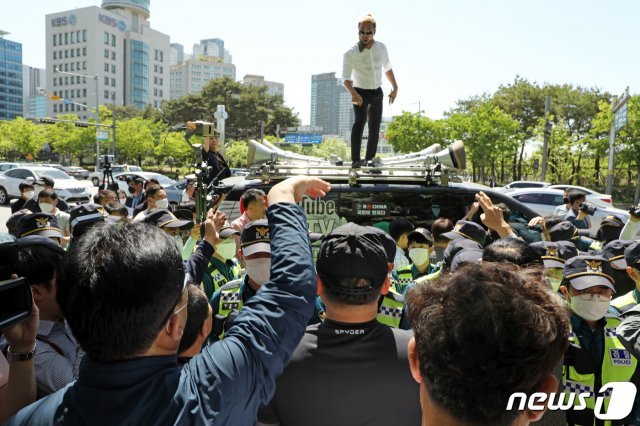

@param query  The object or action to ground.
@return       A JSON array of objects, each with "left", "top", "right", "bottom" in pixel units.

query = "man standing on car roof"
[{"left": 342, "top": 13, "right": 398, "bottom": 168}]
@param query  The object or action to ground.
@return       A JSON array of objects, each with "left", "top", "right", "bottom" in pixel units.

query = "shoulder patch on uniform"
[{"left": 609, "top": 348, "right": 633, "bottom": 366}]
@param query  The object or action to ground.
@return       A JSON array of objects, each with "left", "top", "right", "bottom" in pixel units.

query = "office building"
[
  {"left": 170, "top": 56, "right": 236, "bottom": 99},
  {"left": 45, "top": 0, "right": 170, "bottom": 120},
  {"left": 242, "top": 74, "right": 284, "bottom": 98},
  {"left": 170, "top": 42, "right": 184, "bottom": 65},
  {"left": 310, "top": 72, "right": 354, "bottom": 138},
  {"left": 0, "top": 31, "right": 23, "bottom": 120},
  {"left": 192, "top": 38, "right": 231, "bottom": 63},
  {"left": 22, "top": 65, "right": 46, "bottom": 117}
]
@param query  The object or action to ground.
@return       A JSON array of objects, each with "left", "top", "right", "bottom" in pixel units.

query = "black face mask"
[
  {"left": 563, "top": 197, "right": 569, "bottom": 204},
  {"left": 128, "top": 186, "right": 136, "bottom": 194}
]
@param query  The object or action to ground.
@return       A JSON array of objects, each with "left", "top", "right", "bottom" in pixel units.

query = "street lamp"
[{"left": 54, "top": 66, "right": 101, "bottom": 170}]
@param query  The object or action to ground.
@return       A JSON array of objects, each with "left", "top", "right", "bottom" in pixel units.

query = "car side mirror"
[{"left": 25, "top": 177, "right": 35, "bottom": 184}]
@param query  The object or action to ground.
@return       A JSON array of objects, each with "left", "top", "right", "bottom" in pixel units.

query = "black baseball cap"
[
  {"left": 69, "top": 203, "right": 106, "bottom": 237},
  {"left": 316, "top": 222, "right": 389, "bottom": 286},
  {"left": 443, "top": 238, "right": 483, "bottom": 269},
  {"left": 602, "top": 240, "right": 635, "bottom": 270},
  {"left": 219, "top": 224, "right": 240, "bottom": 239},
  {"left": 17, "top": 213, "right": 64, "bottom": 239},
  {"left": 241, "top": 219, "right": 271, "bottom": 256},
  {"left": 529, "top": 241, "right": 578, "bottom": 269},
  {"left": 563, "top": 255, "right": 615, "bottom": 292},
  {"left": 450, "top": 248, "right": 483, "bottom": 272},
  {"left": 548, "top": 221, "right": 590, "bottom": 242},
  {"left": 36, "top": 176, "right": 55, "bottom": 188},
  {"left": 601, "top": 215, "right": 625, "bottom": 228},
  {"left": 442, "top": 220, "right": 487, "bottom": 246},
  {"left": 17, "top": 235, "right": 66, "bottom": 255},
  {"left": 366, "top": 225, "right": 397, "bottom": 263},
  {"left": 407, "top": 227, "right": 434, "bottom": 246},
  {"left": 624, "top": 241, "right": 640, "bottom": 270},
  {"left": 144, "top": 209, "right": 194, "bottom": 230}
]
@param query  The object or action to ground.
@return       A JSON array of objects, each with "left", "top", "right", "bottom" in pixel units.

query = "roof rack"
[{"left": 245, "top": 140, "right": 467, "bottom": 187}]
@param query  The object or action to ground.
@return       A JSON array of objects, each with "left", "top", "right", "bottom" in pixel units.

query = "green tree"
[
  {"left": 386, "top": 112, "right": 447, "bottom": 153},
  {"left": 154, "top": 132, "right": 192, "bottom": 169},
  {"left": 4, "top": 117, "right": 47, "bottom": 158},
  {"left": 226, "top": 140, "right": 249, "bottom": 168},
  {"left": 311, "top": 138, "right": 350, "bottom": 162},
  {"left": 116, "top": 117, "right": 155, "bottom": 165}
]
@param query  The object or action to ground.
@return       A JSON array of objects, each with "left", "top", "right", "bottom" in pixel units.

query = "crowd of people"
[{"left": 2, "top": 169, "right": 640, "bottom": 425}]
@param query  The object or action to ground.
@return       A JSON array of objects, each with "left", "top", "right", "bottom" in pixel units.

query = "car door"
[
  {"left": 3, "top": 169, "right": 32, "bottom": 196},
  {"left": 511, "top": 193, "right": 556, "bottom": 217}
]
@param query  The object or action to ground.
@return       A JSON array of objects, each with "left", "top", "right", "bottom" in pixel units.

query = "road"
[{"left": 0, "top": 183, "right": 99, "bottom": 234}]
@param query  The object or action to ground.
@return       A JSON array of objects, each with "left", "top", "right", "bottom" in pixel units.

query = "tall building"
[
  {"left": 170, "top": 43, "right": 184, "bottom": 65},
  {"left": 0, "top": 31, "right": 23, "bottom": 121},
  {"left": 310, "top": 72, "right": 353, "bottom": 138},
  {"left": 192, "top": 38, "right": 232, "bottom": 63},
  {"left": 45, "top": 1, "right": 170, "bottom": 120},
  {"left": 242, "top": 74, "right": 284, "bottom": 98},
  {"left": 22, "top": 65, "right": 46, "bottom": 117},
  {"left": 170, "top": 57, "right": 236, "bottom": 99}
]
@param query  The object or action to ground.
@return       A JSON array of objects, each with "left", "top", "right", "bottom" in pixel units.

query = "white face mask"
[
  {"left": 39, "top": 202, "right": 54, "bottom": 213},
  {"left": 181, "top": 192, "right": 190, "bottom": 203},
  {"left": 215, "top": 239, "right": 237, "bottom": 261},
  {"left": 569, "top": 293, "right": 610, "bottom": 321},
  {"left": 245, "top": 258, "right": 271, "bottom": 286},
  {"left": 408, "top": 248, "right": 430, "bottom": 266},
  {"left": 23, "top": 191, "right": 35, "bottom": 199},
  {"left": 155, "top": 198, "right": 169, "bottom": 209}
]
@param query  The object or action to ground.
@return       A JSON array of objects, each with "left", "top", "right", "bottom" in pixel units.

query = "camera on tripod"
[
  {"left": 102, "top": 155, "right": 115, "bottom": 166},
  {"left": 100, "top": 155, "right": 118, "bottom": 191}
]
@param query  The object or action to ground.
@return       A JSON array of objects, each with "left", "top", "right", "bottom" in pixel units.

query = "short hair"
[
  {"left": 177, "top": 201, "right": 196, "bottom": 214},
  {"left": 320, "top": 276, "right": 380, "bottom": 306},
  {"left": 145, "top": 184, "right": 164, "bottom": 200},
  {"left": 94, "top": 189, "right": 116, "bottom": 205},
  {"left": 178, "top": 286, "right": 210, "bottom": 354},
  {"left": 407, "top": 263, "right": 569, "bottom": 425},
  {"left": 104, "top": 202, "right": 128, "bottom": 217},
  {"left": 14, "top": 245, "right": 64, "bottom": 290},
  {"left": 431, "top": 218, "right": 454, "bottom": 244},
  {"left": 19, "top": 182, "right": 34, "bottom": 192},
  {"left": 56, "top": 223, "right": 184, "bottom": 363},
  {"left": 37, "top": 188, "right": 58, "bottom": 201},
  {"left": 358, "top": 13, "right": 376, "bottom": 30},
  {"left": 494, "top": 203, "right": 511, "bottom": 222},
  {"left": 567, "top": 190, "right": 586, "bottom": 205},
  {"left": 389, "top": 218, "right": 414, "bottom": 242},
  {"left": 544, "top": 216, "right": 564, "bottom": 230},
  {"left": 144, "top": 179, "right": 160, "bottom": 190},
  {"left": 482, "top": 238, "right": 543, "bottom": 267},
  {"left": 241, "top": 189, "right": 266, "bottom": 210}
]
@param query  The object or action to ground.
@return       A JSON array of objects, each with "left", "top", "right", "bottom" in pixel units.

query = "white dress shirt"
[{"left": 342, "top": 41, "right": 392, "bottom": 90}]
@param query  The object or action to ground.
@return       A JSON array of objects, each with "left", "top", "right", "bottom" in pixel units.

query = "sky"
[{"left": 6, "top": 0, "right": 640, "bottom": 124}]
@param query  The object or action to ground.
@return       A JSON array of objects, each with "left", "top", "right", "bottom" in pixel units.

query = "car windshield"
[
  {"left": 143, "top": 173, "right": 174, "bottom": 185},
  {"left": 38, "top": 169, "right": 74, "bottom": 180}
]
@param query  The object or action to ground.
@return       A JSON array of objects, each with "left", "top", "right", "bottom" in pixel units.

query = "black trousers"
[{"left": 351, "top": 87, "right": 383, "bottom": 162}]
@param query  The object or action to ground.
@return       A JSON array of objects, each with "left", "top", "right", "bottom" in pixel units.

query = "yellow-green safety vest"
[
  {"left": 562, "top": 316, "right": 637, "bottom": 425},
  {"left": 377, "top": 289, "right": 405, "bottom": 328},
  {"left": 204, "top": 258, "right": 242, "bottom": 299},
  {"left": 611, "top": 291, "right": 639, "bottom": 315}
]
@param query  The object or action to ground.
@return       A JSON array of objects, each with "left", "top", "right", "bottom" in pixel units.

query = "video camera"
[
  {"left": 579, "top": 202, "right": 597, "bottom": 216},
  {"left": 630, "top": 205, "right": 640, "bottom": 219},
  {"left": 102, "top": 154, "right": 115, "bottom": 166},
  {"left": 185, "top": 121, "right": 217, "bottom": 142},
  {"left": 0, "top": 237, "right": 32, "bottom": 330}
]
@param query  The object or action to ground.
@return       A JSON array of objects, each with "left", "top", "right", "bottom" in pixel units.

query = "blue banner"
[{"left": 284, "top": 133, "right": 322, "bottom": 144}]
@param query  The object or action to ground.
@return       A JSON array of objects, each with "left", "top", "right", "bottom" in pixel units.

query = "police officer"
[
  {"left": 201, "top": 225, "right": 243, "bottom": 299},
  {"left": 529, "top": 241, "right": 578, "bottom": 292},
  {"left": 611, "top": 242, "right": 640, "bottom": 315},
  {"left": 559, "top": 255, "right": 640, "bottom": 425},
  {"left": 393, "top": 227, "right": 441, "bottom": 295},
  {"left": 209, "top": 219, "right": 271, "bottom": 340}
]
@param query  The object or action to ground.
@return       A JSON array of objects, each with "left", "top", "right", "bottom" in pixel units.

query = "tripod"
[{"left": 100, "top": 162, "right": 118, "bottom": 192}]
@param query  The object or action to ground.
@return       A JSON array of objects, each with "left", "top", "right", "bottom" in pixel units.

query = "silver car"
[{"left": 0, "top": 166, "right": 92, "bottom": 205}]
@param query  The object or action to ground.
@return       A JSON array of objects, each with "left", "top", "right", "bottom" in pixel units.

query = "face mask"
[
  {"left": 155, "top": 199, "right": 169, "bottom": 209},
  {"left": 547, "top": 277, "right": 562, "bottom": 292},
  {"left": 181, "top": 192, "right": 190, "bottom": 203},
  {"left": 215, "top": 239, "right": 236, "bottom": 261},
  {"left": 569, "top": 293, "right": 610, "bottom": 321},
  {"left": 408, "top": 248, "right": 430, "bottom": 266},
  {"left": 39, "top": 202, "right": 54, "bottom": 213},
  {"left": 174, "top": 234, "right": 184, "bottom": 253},
  {"left": 245, "top": 258, "right": 271, "bottom": 286},
  {"left": 128, "top": 186, "right": 136, "bottom": 194},
  {"left": 24, "top": 191, "right": 35, "bottom": 199}
]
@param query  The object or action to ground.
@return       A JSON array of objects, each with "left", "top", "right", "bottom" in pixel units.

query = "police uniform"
[
  {"left": 611, "top": 241, "right": 640, "bottom": 315},
  {"left": 392, "top": 263, "right": 440, "bottom": 295},
  {"left": 561, "top": 255, "right": 640, "bottom": 425},
  {"left": 202, "top": 256, "right": 242, "bottom": 299}
]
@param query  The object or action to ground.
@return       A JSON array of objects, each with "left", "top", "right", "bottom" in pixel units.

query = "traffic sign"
[
  {"left": 96, "top": 130, "right": 110, "bottom": 141},
  {"left": 614, "top": 103, "right": 628, "bottom": 131}
]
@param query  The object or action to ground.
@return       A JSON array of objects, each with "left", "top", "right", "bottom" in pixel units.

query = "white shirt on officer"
[{"left": 342, "top": 41, "right": 392, "bottom": 90}]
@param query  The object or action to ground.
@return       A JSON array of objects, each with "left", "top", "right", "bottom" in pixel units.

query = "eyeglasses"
[{"left": 359, "top": 31, "right": 373, "bottom": 36}]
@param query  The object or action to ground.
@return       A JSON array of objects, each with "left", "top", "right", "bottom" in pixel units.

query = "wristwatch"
[{"left": 7, "top": 343, "right": 36, "bottom": 362}]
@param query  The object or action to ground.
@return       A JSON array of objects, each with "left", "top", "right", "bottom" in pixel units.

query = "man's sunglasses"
[{"left": 359, "top": 31, "right": 373, "bottom": 36}]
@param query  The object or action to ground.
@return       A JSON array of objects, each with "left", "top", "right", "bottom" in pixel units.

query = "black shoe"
[{"left": 351, "top": 160, "right": 362, "bottom": 169}]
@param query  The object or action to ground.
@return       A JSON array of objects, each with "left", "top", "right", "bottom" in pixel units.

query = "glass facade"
[
  {"left": 102, "top": 0, "right": 150, "bottom": 18},
  {"left": 129, "top": 39, "right": 148, "bottom": 109},
  {"left": 0, "top": 37, "right": 23, "bottom": 120}
]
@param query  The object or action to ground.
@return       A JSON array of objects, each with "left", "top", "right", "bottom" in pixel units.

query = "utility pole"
[{"left": 540, "top": 95, "right": 551, "bottom": 181}]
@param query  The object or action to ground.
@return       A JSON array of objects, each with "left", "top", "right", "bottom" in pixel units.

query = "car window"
[
  {"left": 38, "top": 169, "right": 73, "bottom": 180},
  {"left": 130, "top": 166, "right": 142, "bottom": 172},
  {"left": 112, "top": 167, "right": 124, "bottom": 173},
  {"left": 513, "top": 193, "right": 545, "bottom": 204},
  {"left": 4, "top": 169, "right": 20, "bottom": 178},
  {"left": 547, "top": 194, "right": 565, "bottom": 205},
  {"left": 175, "top": 182, "right": 187, "bottom": 190}
]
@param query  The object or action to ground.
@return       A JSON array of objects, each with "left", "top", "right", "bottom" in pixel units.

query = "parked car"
[
  {"left": 502, "top": 180, "right": 550, "bottom": 190},
  {"left": 505, "top": 188, "right": 629, "bottom": 238},
  {"left": 112, "top": 171, "right": 177, "bottom": 195},
  {"left": 51, "top": 166, "right": 90, "bottom": 180},
  {"left": 164, "top": 179, "right": 188, "bottom": 207},
  {"left": 548, "top": 184, "right": 613, "bottom": 206},
  {"left": 89, "top": 165, "right": 143, "bottom": 186},
  {"left": 0, "top": 166, "right": 92, "bottom": 205},
  {"left": 0, "top": 163, "right": 20, "bottom": 172}
]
